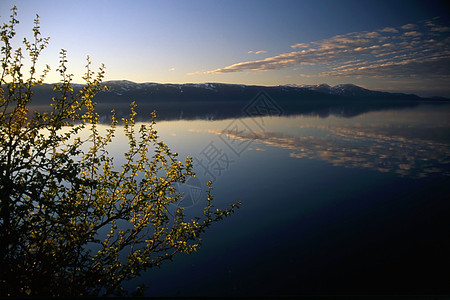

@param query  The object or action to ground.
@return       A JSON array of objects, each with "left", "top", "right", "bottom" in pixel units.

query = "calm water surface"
[{"left": 111, "top": 104, "right": 450, "bottom": 296}]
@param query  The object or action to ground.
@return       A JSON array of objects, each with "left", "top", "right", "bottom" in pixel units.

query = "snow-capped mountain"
[
  {"left": 96, "top": 81, "right": 424, "bottom": 102},
  {"left": 27, "top": 81, "right": 436, "bottom": 106},
  {"left": 23, "top": 81, "right": 445, "bottom": 120}
]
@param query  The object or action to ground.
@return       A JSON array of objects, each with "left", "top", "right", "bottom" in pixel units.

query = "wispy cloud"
[
  {"left": 403, "top": 31, "right": 422, "bottom": 37},
  {"left": 248, "top": 50, "right": 267, "bottom": 54},
  {"left": 290, "top": 43, "right": 310, "bottom": 48},
  {"left": 380, "top": 27, "right": 399, "bottom": 33},
  {"left": 196, "top": 18, "right": 450, "bottom": 79},
  {"left": 401, "top": 23, "right": 418, "bottom": 30}
]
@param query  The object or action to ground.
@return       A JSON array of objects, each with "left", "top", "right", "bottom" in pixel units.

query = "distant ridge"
[
  {"left": 29, "top": 81, "right": 445, "bottom": 103},
  {"left": 26, "top": 81, "right": 449, "bottom": 120},
  {"left": 96, "top": 81, "right": 428, "bottom": 102}
]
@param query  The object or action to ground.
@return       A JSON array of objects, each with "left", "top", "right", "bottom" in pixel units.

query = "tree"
[{"left": 0, "top": 7, "right": 240, "bottom": 296}]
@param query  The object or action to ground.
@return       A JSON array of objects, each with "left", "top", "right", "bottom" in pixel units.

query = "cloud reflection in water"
[{"left": 210, "top": 124, "right": 450, "bottom": 178}]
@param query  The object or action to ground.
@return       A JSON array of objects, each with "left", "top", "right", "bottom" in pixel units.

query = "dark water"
[{"left": 109, "top": 103, "right": 450, "bottom": 296}]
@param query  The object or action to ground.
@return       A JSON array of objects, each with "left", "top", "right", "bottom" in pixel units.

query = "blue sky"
[{"left": 1, "top": 0, "right": 449, "bottom": 97}]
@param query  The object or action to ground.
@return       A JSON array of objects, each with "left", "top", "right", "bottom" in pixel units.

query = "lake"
[{"left": 105, "top": 100, "right": 450, "bottom": 296}]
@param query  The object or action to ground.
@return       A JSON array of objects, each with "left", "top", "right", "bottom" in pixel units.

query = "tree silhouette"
[{"left": 0, "top": 7, "right": 239, "bottom": 296}]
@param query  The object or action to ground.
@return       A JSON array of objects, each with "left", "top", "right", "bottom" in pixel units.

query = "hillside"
[{"left": 24, "top": 81, "right": 448, "bottom": 120}]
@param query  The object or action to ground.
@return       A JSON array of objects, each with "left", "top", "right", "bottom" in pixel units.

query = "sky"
[{"left": 0, "top": 0, "right": 449, "bottom": 97}]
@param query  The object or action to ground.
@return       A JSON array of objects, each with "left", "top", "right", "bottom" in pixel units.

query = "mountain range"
[
  {"left": 28, "top": 81, "right": 448, "bottom": 120},
  {"left": 98, "top": 81, "right": 427, "bottom": 102}
]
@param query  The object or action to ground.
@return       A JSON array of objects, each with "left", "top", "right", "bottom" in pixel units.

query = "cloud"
[
  {"left": 401, "top": 23, "right": 417, "bottom": 30},
  {"left": 380, "top": 27, "right": 399, "bottom": 33},
  {"left": 248, "top": 50, "right": 267, "bottom": 54},
  {"left": 291, "top": 43, "right": 310, "bottom": 48},
  {"left": 403, "top": 31, "right": 422, "bottom": 37},
  {"left": 169, "top": 67, "right": 176, "bottom": 71},
  {"left": 431, "top": 26, "right": 450, "bottom": 32},
  {"left": 196, "top": 18, "right": 450, "bottom": 79}
]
